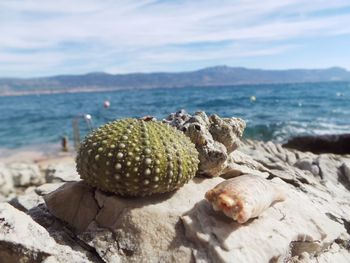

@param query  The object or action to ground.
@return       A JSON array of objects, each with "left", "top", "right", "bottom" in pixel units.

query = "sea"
[{"left": 0, "top": 82, "right": 349, "bottom": 150}]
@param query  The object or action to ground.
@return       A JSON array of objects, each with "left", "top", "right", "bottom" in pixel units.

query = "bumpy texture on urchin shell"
[{"left": 76, "top": 119, "right": 200, "bottom": 196}]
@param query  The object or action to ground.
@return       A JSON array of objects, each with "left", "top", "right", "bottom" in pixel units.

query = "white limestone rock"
[
  {"left": 35, "top": 182, "right": 65, "bottom": 196},
  {"left": 9, "top": 189, "right": 44, "bottom": 212},
  {"left": 182, "top": 178, "right": 346, "bottom": 263},
  {"left": 44, "top": 174, "right": 349, "bottom": 263},
  {"left": 341, "top": 161, "right": 350, "bottom": 182},
  {"left": 0, "top": 202, "right": 91, "bottom": 263},
  {"left": 44, "top": 181, "right": 99, "bottom": 232},
  {"left": 45, "top": 178, "right": 224, "bottom": 262},
  {"left": 295, "top": 159, "right": 320, "bottom": 177},
  {"left": 44, "top": 161, "right": 80, "bottom": 183},
  {"left": 0, "top": 163, "right": 14, "bottom": 196},
  {"left": 7, "top": 162, "right": 44, "bottom": 187}
]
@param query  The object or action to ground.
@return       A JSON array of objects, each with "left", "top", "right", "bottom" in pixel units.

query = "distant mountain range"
[{"left": 1, "top": 66, "right": 350, "bottom": 96}]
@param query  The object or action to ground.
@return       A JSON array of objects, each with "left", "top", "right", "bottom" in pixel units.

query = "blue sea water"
[{"left": 0, "top": 82, "right": 350, "bottom": 149}]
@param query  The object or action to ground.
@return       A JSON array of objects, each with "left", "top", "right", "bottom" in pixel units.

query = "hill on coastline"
[{"left": 1, "top": 66, "right": 350, "bottom": 96}]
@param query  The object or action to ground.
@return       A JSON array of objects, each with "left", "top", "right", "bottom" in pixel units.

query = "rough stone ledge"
[{"left": 42, "top": 174, "right": 349, "bottom": 263}]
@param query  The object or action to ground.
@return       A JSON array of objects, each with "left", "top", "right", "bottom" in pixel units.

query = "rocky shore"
[
  {"left": 0, "top": 112, "right": 349, "bottom": 263},
  {"left": 283, "top": 134, "right": 350, "bottom": 154}
]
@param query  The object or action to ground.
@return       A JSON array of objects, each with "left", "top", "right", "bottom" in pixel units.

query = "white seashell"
[{"left": 205, "top": 174, "right": 285, "bottom": 223}]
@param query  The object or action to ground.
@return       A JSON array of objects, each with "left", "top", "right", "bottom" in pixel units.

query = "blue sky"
[{"left": 1, "top": 0, "right": 350, "bottom": 77}]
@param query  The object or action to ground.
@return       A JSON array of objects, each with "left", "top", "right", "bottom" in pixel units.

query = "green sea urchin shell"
[{"left": 76, "top": 118, "right": 199, "bottom": 196}]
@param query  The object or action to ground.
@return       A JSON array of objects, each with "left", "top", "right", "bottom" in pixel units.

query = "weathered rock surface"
[
  {"left": 9, "top": 186, "right": 44, "bottom": 212},
  {"left": 0, "top": 157, "right": 78, "bottom": 201},
  {"left": 44, "top": 160, "right": 80, "bottom": 183},
  {"left": 0, "top": 202, "right": 93, "bottom": 263},
  {"left": 1, "top": 138, "right": 350, "bottom": 262},
  {"left": 45, "top": 181, "right": 99, "bottom": 232},
  {"left": 7, "top": 162, "right": 43, "bottom": 187},
  {"left": 42, "top": 166, "right": 350, "bottom": 263},
  {"left": 182, "top": 177, "right": 346, "bottom": 262},
  {"left": 341, "top": 161, "right": 350, "bottom": 183},
  {"left": 44, "top": 178, "right": 224, "bottom": 262},
  {"left": 0, "top": 164, "right": 14, "bottom": 197},
  {"left": 0, "top": 162, "right": 43, "bottom": 198}
]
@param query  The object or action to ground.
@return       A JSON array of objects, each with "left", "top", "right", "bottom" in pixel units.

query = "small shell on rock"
[{"left": 205, "top": 174, "right": 285, "bottom": 223}]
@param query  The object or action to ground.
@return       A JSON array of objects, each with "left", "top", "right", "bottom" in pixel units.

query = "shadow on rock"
[
  {"left": 283, "top": 134, "right": 350, "bottom": 154},
  {"left": 181, "top": 200, "right": 246, "bottom": 253}
]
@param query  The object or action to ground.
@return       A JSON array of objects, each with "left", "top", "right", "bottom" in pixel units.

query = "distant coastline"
[
  {"left": 2, "top": 81, "right": 350, "bottom": 97},
  {"left": 1, "top": 65, "right": 350, "bottom": 96},
  {"left": 0, "top": 86, "right": 121, "bottom": 97}
]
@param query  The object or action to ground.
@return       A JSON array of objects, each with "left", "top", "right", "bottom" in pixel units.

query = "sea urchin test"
[{"left": 76, "top": 118, "right": 200, "bottom": 196}]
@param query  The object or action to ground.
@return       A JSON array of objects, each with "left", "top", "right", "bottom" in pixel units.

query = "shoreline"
[
  {"left": 0, "top": 143, "right": 75, "bottom": 163},
  {"left": 2, "top": 131, "right": 350, "bottom": 164}
]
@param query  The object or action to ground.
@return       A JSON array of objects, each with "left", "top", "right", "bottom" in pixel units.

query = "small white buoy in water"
[
  {"left": 104, "top": 100, "right": 110, "bottom": 108},
  {"left": 250, "top": 96, "right": 256, "bottom": 102},
  {"left": 336, "top": 92, "right": 343, "bottom": 97},
  {"left": 84, "top": 114, "right": 92, "bottom": 120}
]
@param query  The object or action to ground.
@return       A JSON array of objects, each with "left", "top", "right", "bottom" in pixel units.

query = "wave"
[
  {"left": 246, "top": 121, "right": 350, "bottom": 143},
  {"left": 196, "top": 98, "right": 235, "bottom": 108}
]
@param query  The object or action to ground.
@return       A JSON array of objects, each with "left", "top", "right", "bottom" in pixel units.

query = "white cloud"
[{"left": 0, "top": 0, "right": 350, "bottom": 76}]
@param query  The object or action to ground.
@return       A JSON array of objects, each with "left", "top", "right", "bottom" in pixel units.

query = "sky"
[{"left": 1, "top": 0, "right": 350, "bottom": 77}]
